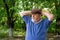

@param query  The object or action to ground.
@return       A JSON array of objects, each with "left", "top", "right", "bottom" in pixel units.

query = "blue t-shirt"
[{"left": 22, "top": 15, "right": 52, "bottom": 40}]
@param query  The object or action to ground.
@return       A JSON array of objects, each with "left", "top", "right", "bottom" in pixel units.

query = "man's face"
[{"left": 32, "top": 14, "right": 41, "bottom": 22}]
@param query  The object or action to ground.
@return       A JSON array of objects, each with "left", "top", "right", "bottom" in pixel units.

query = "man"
[{"left": 20, "top": 8, "right": 54, "bottom": 40}]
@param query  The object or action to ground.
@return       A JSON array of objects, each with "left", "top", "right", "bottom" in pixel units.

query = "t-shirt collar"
[{"left": 31, "top": 18, "right": 42, "bottom": 24}]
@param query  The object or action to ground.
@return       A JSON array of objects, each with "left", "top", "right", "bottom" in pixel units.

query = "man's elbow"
[
  {"left": 48, "top": 14, "right": 54, "bottom": 21},
  {"left": 19, "top": 11, "right": 24, "bottom": 17}
]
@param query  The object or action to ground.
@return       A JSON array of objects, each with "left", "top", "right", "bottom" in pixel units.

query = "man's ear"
[{"left": 40, "top": 14, "right": 42, "bottom": 16}]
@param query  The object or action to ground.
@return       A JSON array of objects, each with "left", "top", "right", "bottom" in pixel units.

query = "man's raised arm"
[
  {"left": 42, "top": 8, "right": 54, "bottom": 21},
  {"left": 19, "top": 11, "right": 31, "bottom": 17}
]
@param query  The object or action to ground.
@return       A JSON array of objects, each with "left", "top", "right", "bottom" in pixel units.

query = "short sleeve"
[
  {"left": 22, "top": 15, "right": 31, "bottom": 24},
  {"left": 44, "top": 18, "right": 52, "bottom": 28}
]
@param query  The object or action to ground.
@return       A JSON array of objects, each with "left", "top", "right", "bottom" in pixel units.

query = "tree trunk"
[
  {"left": 8, "top": 27, "right": 13, "bottom": 37},
  {"left": 54, "top": 0, "right": 60, "bottom": 35},
  {"left": 3, "top": 0, "right": 15, "bottom": 37}
]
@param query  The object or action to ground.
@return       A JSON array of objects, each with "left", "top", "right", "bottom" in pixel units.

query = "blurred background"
[{"left": 0, "top": 0, "right": 60, "bottom": 40}]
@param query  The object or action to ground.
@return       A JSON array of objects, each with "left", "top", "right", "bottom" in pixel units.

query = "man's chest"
[{"left": 26, "top": 22, "right": 45, "bottom": 32}]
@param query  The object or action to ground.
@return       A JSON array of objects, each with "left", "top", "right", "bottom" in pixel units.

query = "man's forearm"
[
  {"left": 42, "top": 11, "right": 52, "bottom": 17},
  {"left": 20, "top": 11, "right": 32, "bottom": 17}
]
